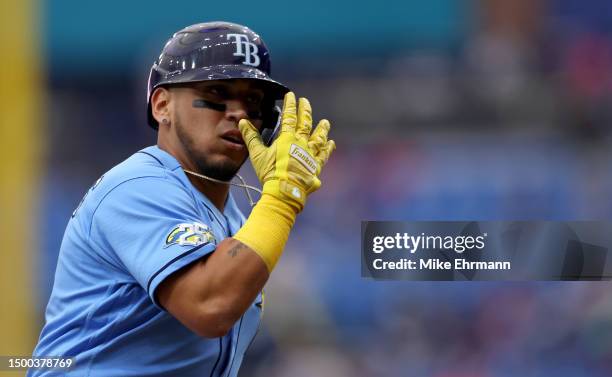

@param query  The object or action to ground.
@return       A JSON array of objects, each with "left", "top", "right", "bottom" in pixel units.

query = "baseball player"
[{"left": 29, "top": 21, "right": 335, "bottom": 376}]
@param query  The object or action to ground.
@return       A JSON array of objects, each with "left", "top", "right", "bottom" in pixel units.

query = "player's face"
[{"left": 168, "top": 80, "right": 266, "bottom": 181}]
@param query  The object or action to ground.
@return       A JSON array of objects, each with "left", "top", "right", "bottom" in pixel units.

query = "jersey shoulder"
[
  {"left": 72, "top": 148, "right": 196, "bottom": 231},
  {"left": 101, "top": 149, "right": 177, "bottom": 187}
]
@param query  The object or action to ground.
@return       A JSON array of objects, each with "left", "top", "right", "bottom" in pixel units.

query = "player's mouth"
[{"left": 220, "top": 130, "right": 245, "bottom": 150}]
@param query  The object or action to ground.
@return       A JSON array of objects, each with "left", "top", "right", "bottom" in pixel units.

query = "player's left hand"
[{"left": 238, "top": 92, "right": 335, "bottom": 212}]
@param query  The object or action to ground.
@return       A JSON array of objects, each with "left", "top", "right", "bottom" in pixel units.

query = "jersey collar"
[
  {"left": 140, "top": 145, "right": 241, "bottom": 221},
  {"left": 140, "top": 145, "right": 182, "bottom": 170}
]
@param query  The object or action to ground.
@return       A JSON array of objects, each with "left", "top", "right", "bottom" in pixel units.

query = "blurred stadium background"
[{"left": 3, "top": 0, "right": 612, "bottom": 376}]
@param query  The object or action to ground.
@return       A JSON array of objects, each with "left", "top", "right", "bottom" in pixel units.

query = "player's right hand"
[{"left": 238, "top": 92, "right": 335, "bottom": 213}]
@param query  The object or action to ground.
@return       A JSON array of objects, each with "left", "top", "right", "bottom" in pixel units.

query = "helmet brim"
[
  {"left": 162, "top": 65, "right": 290, "bottom": 98},
  {"left": 147, "top": 65, "right": 290, "bottom": 129}
]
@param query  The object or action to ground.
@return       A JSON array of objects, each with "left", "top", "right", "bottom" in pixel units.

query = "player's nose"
[{"left": 224, "top": 100, "right": 249, "bottom": 123}]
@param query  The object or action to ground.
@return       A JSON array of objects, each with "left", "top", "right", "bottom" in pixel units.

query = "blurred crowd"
[{"left": 39, "top": 0, "right": 612, "bottom": 375}]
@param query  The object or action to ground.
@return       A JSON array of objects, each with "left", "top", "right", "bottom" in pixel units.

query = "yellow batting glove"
[
  {"left": 234, "top": 92, "right": 335, "bottom": 271},
  {"left": 238, "top": 92, "right": 335, "bottom": 213}
]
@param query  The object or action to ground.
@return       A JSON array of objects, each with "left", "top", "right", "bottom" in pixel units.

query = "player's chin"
[
  {"left": 199, "top": 156, "right": 243, "bottom": 181},
  {"left": 213, "top": 152, "right": 247, "bottom": 172}
]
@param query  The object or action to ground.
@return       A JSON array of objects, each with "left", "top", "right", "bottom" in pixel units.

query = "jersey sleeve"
[{"left": 89, "top": 176, "right": 217, "bottom": 308}]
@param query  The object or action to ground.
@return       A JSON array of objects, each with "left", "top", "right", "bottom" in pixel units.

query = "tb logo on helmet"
[{"left": 227, "top": 33, "right": 260, "bottom": 67}]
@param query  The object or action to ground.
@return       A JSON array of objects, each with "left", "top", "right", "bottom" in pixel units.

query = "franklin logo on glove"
[{"left": 290, "top": 144, "right": 318, "bottom": 174}]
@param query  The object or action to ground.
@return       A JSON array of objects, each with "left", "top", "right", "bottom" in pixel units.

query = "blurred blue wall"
[{"left": 44, "top": 0, "right": 468, "bottom": 76}]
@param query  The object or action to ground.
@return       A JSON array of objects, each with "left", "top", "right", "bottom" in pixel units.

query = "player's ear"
[{"left": 151, "top": 87, "right": 172, "bottom": 126}]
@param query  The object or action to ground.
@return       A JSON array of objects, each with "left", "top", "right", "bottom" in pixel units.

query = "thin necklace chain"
[{"left": 182, "top": 168, "right": 262, "bottom": 207}]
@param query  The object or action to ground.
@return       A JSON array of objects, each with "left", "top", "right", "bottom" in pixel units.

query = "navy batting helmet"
[{"left": 146, "top": 21, "right": 290, "bottom": 130}]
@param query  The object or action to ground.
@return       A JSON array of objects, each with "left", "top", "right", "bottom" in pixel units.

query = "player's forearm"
[
  {"left": 157, "top": 237, "right": 269, "bottom": 338},
  {"left": 202, "top": 194, "right": 297, "bottom": 306},
  {"left": 191, "top": 195, "right": 297, "bottom": 335},
  {"left": 192, "top": 238, "right": 269, "bottom": 335},
  {"left": 156, "top": 195, "right": 297, "bottom": 338}
]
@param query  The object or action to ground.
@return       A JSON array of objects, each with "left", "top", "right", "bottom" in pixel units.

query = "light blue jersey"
[{"left": 30, "top": 146, "right": 262, "bottom": 377}]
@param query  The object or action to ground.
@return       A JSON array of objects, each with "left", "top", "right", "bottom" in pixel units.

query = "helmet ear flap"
[
  {"left": 146, "top": 66, "right": 162, "bottom": 129},
  {"left": 261, "top": 105, "right": 281, "bottom": 146}
]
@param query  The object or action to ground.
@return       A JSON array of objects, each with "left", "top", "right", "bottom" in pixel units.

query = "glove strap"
[{"left": 262, "top": 180, "right": 306, "bottom": 213}]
